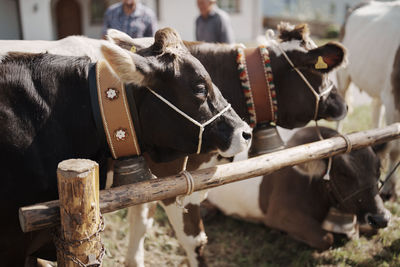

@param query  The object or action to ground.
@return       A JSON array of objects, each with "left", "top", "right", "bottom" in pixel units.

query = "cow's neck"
[
  {"left": 89, "top": 62, "right": 142, "bottom": 160},
  {"left": 315, "top": 178, "right": 335, "bottom": 217},
  {"left": 188, "top": 43, "right": 278, "bottom": 128},
  {"left": 187, "top": 44, "right": 249, "bottom": 124},
  {"left": 240, "top": 46, "right": 278, "bottom": 127}
]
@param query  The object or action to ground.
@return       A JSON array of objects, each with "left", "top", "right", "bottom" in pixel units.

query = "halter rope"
[
  {"left": 147, "top": 87, "right": 231, "bottom": 154},
  {"left": 271, "top": 38, "right": 337, "bottom": 182},
  {"left": 273, "top": 43, "right": 334, "bottom": 123},
  {"left": 146, "top": 87, "right": 232, "bottom": 211}
]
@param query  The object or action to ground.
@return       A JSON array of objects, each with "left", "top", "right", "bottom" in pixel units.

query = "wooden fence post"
[{"left": 56, "top": 159, "right": 104, "bottom": 267}]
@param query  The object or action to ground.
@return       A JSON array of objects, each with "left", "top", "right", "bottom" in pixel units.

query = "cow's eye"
[{"left": 194, "top": 84, "right": 208, "bottom": 101}]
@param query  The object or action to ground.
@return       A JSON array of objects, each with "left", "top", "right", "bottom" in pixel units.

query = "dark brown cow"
[
  {"left": 209, "top": 126, "right": 390, "bottom": 250},
  {"left": 119, "top": 24, "right": 349, "bottom": 266}
]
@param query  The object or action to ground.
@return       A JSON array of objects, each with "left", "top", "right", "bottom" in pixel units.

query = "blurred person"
[
  {"left": 102, "top": 0, "right": 157, "bottom": 39},
  {"left": 196, "top": 0, "right": 234, "bottom": 43}
]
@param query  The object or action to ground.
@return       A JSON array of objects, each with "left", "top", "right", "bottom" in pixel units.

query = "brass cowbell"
[
  {"left": 249, "top": 123, "right": 285, "bottom": 156},
  {"left": 112, "top": 155, "right": 153, "bottom": 187}
]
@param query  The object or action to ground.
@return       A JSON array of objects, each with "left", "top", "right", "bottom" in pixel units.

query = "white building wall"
[
  {"left": 262, "top": 0, "right": 361, "bottom": 25},
  {"left": 15, "top": 0, "right": 262, "bottom": 41},
  {"left": 230, "top": 0, "right": 262, "bottom": 42},
  {"left": 0, "top": 0, "right": 21, "bottom": 39},
  {"left": 19, "top": 0, "right": 53, "bottom": 40},
  {"left": 143, "top": 0, "right": 262, "bottom": 42},
  {"left": 79, "top": 0, "right": 103, "bottom": 39},
  {"left": 146, "top": 0, "right": 198, "bottom": 41}
]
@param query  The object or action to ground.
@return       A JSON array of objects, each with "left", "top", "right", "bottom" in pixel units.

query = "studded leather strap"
[
  {"left": 244, "top": 47, "right": 275, "bottom": 124},
  {"left": 96, "top": 61, "right": 141, "bottom": 159}
]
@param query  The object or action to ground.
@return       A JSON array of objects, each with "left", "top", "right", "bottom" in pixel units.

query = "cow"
[
  {"left": 0, "top": 23, "right": 348, "bottom": 266},
  {"left": 120, "top": 24, "right": 349, "bottom": 266},
  {"left": 335, "top": 0, "right": 400, "bottom": 199},
  {"left": 207, "top": 126, "right": 391, "bottom": 250},
  {"left": 0, "top": 27, "right": 252, "bottom": 267}
]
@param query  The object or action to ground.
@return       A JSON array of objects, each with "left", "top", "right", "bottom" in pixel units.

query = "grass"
[{"left": 101, "top": 103, "right": 400, "bottom": 266}]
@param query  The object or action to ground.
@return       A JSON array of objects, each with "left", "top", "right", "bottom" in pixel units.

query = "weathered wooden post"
[{"left": 55, "top": 159, "right": 104, "bottom": 267}]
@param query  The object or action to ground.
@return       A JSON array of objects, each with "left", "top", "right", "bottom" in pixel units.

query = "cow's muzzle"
[{"left": 365, "top": 210, "right": 391, "bottom": 229}]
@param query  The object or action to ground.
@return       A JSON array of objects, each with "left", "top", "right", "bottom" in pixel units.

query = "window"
[
  {"left": 90, "top": 0, "right": 106, "bottom": 25},
  {"left": 90, "top": 0, "right": 119, "bottom": 25},
  {"left": 217, "top": 0, "right": 240, "bottom": 14}
]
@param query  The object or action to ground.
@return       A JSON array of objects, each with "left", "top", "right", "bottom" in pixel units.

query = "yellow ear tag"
[
  {"left": 130, "top": 45, "right": 137, "bottom": 53},
  {"left": 315, "top": 56, "right": 328, "bottom": 69}
]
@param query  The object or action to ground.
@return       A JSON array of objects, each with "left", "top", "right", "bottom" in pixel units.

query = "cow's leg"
[
  {"left": 380, "top": 139, "right": 400, "bottom": 200},
  {"left": 379, "top": 106, "right": 400, "bottom": 200},
  {"left": 287, "top": 219, "right": 334, "bottom": 250},
  {"left": 160, "top": 191, "right": 208, "bottom": 267},
  {"left": 371, "top": 98, "right": 384, "bottom": 128},
  {"left": 335, "top": 68, "right": 352, "bottom": 132},
  {"left": 125, "top": 202, "right": 156, "bottom": 267},
  {"left": 265, "top": 211, "right": 333, "bottom": 250}
]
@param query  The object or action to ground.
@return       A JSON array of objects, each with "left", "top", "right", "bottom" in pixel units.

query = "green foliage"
[{"left": 325, "top": 24, "right": 340, "bottom": 39}]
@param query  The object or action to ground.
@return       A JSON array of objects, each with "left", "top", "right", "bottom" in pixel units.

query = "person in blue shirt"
[
  {"left": 196, "top": 0, "right": 235, "bottom": 44},
  {"left": 102, "top": 0, "right": 157, "bottom": 39}
]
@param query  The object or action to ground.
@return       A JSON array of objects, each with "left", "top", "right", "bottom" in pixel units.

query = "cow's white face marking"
[
  {"left": 266, "top": 39, "right": 308, "bottom": 57},
  {"left": 219, "top": 123, "right": 252, "bottom": 157}
]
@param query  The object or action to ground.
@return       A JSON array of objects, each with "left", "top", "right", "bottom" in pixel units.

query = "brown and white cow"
[
  {"left": 0, "top": 23, "right": 348, "bottom": 266},
  {"left": 121, "top": 24, "right": 348, "bottom": 266},
  {"left": 0, "top": 27, "right": 252, "bottom": 267},
  {"left": 336, "top": 0, "right": 400, "bottom": 199},
  {"left": 208, "top": 126, "right": 391, "bottom": 250}
]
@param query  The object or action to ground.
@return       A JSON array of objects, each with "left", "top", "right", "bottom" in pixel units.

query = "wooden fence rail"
[{"left": 20, "top": 123, "right": 400, "bottom": 233}]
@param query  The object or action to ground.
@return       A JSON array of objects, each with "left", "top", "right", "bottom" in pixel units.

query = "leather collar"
[{"left": 90, "top": 61, "right": 141, "bottom": 159}]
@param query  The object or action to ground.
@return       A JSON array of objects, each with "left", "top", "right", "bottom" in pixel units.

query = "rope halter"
[
  {"left": 274, "top": 43, "right": 334, "bottom": 122},
  {"left": 146, "top": 87, "right": 232, "bottom": 154},
  {"left": 146, "top": 87, "right": 232, "bottom": 211}
]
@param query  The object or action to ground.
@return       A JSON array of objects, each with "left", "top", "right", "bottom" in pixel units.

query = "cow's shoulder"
[{"left": 0, "top": 52, "right": 90, "bottom": 152}]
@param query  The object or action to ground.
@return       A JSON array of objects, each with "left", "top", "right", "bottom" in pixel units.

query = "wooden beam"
[{"left": 19, "top": 123, "right": 400, "bottom": 233}]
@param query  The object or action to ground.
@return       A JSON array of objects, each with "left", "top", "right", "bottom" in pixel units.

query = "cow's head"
[
  {"left": 263, "top": 23, "right": 348, "bottom": 129},
  {"left": 291, "top": 127, "right": 390, "bottom": 229},
  {"left": 102, "top": 28, "right": 251, "bottom": 162}
]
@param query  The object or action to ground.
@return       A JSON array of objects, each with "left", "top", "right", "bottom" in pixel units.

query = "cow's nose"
[
  {"left": 366, "top": 213, "right": 390, "bottom": 228},
  {"left": 242, "top": 131, "right": 252, "bottom": 141}
]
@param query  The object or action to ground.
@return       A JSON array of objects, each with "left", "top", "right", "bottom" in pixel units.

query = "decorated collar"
[
  {"left": 92, "top": 61, "right": 141, "bottom": 159},
  {"left": 236, "top": 45, "right": 278, "bottom": 127}
]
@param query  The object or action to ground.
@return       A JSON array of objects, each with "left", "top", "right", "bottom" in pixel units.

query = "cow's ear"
[
  {"left": 101, "top": 43, "right": 150, "bottom": 86},
  {"left": 278, "top": 22, "right": 310, "bottom": 42},
  {"left": 300, "top": 42, "right": 347, "bottom": 73},
  {"left": 106, "top": 29, "right": 154, "bottom": 51},
  {"left": 106, "top": 29, "right": 136, "bottom": 50},
  {"left": 294, "top": 159, "right": 327, "bottom": 178}
]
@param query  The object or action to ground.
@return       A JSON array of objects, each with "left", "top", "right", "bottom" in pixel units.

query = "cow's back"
[
  {"left": 342, "top": 1, "right": 400, "bottom": 99},
  {"left": 0, "top": 36, "right": 108, "bottom": 62}
]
